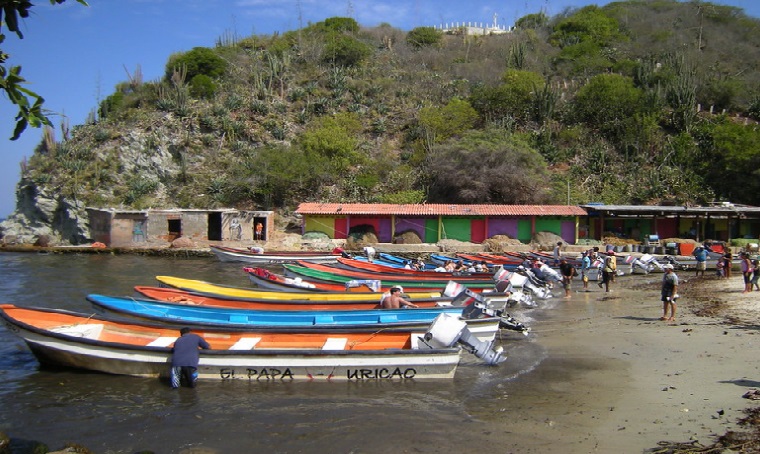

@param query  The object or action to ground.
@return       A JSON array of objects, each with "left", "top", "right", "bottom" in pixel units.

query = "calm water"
[{"left": 0, "top": 252, "right": 552, "bottom": 453}]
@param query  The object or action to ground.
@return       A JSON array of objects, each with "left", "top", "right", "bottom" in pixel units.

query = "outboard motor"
[
  {"left": 663, "top": 255, "right": 690, "bottom": 271},
  {"left": 423, "top": 313, "right": 506, "bottom": 365},
  {"left": 450, "top": 286, "right": 529, "bottom": 335}
]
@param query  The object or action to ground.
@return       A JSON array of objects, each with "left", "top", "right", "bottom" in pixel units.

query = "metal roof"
[
  {"left": 296, "top": 203, "right": 587, "bottom": 216},
  {"left": 581, "top": 204, "right": 760, "bottom": 217}
]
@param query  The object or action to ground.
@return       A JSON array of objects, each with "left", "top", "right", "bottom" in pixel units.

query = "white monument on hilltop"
[{"left": 434, "top": 12, "right": 512, "bottom": 35}]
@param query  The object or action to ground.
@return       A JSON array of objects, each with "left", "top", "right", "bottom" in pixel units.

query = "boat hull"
[
  {"left": 156, "top": 275, "right": 442, "bottom": 301},
  {"left": 1, "top": 305, "right": 462, "bottom": 381},
  {"left": 210, "top": 246, "right": 340, "bottom": 264},
  {"left": 87, "top": 294, "right": 501, "bottom": 342}
]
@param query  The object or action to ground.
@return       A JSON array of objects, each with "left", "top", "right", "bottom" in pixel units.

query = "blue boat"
[{"left": 85, "top": 294, "right": 519, "bottom": 339}]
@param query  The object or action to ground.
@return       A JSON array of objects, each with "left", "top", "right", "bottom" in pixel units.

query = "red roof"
[{"left": 296, "top": 203, "right": 586, "bottom": 216}]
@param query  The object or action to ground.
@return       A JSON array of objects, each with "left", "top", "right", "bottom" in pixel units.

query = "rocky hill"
[{"left": 2, "top": 1, "right": 760, "bottom": 245}]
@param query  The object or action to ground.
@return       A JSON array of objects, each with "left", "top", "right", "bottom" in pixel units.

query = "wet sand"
[{"left": 482, "top": 271, "right": 760, "bottom": 453}]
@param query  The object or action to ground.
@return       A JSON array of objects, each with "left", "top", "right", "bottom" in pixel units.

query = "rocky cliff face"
[{"left": 0, "top": 177, "right": 90, "bottom": 245}]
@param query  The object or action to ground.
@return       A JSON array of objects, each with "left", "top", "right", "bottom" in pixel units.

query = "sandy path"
[{"left": 479, "top": 271, "right": 760, "bottom": 453}]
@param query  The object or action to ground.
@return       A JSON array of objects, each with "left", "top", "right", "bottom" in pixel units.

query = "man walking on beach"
[
  {"left": 559, "top": 258, "right": 576, "bottom": 298},
  {"left": 693, "top": 246, "right": 708, "bottom": 278},
  {"left": 660, "top": 264, "right": 679, "bottom": 321},
  {"left": 580, "top": 251, "right": 591, "bottom": 291},
  {"left": 600, "top": 251, "right": 617, "bottom": 292}
]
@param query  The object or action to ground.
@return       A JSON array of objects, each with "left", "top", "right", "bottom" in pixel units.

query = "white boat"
[
  {"left": 0, "top": 305, "right": 505, "bottom": 382},
  {"left": 210, "top": 245, "right": 343, "bottom": 264}
]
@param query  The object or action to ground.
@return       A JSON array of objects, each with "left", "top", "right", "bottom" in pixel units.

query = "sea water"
[{"left": 0, "top": 252, "right": 555, "bottom": 453}]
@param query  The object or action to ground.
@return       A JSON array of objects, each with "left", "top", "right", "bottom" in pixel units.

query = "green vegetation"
[
  {"left": 0, "top": 0, "right": 89, "bottom": 140},
  {"left": 18, "top": 0, "right": 760, "bottom": 215}
]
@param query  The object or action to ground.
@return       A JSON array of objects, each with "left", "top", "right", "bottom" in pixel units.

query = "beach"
[{"left": 486, "top": 269, "right": 760, "bottom": 453}]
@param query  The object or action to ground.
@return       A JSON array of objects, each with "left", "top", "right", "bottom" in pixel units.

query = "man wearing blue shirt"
[
  {"left": 171, "top": 327, "right": 210, "bottom": 389},
  {"left": 693, "top": 246, "right": 709, "bottom": 278}
]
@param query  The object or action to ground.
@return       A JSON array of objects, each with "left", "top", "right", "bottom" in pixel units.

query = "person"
[
  {"left": 751, "top": 260, "right": 760, "bottom": 291},
  {"left": 454, "top": 260, "right": 467, "bottom": 273},
  {"left": 403, "top": 260, "right": 413, "bottom": 270},
  {"left": 580, "top": 251, "right": 591, "bottom": 291},
  {"left": 553, "top": 241, "right": 563, "bottom": 266},
  {"left": 444, "top": 260, "right": 456, "bottom": 273},
  {"left": 740, "top": 252, "right": 753, "bottom": 293},
  {"left": 693, "top": 245, "right": 709, "bottom": 278},
  {"left": 559, "top": 258, "right": 576, "bottom": 298},
  {"left": 381, "top": 287, "right": 418, "bottom": 309},
  {"left": 723, "top": 252, "right": 733, "bottom": 279},
  {"left": 660, "top": 264, "right": 679, "bottom": 321},
  {"left": 170, "top": 327, "right": 210, "bottom": 389},
  {"left": 254, "top": 222, "right": 264, "bottom": 240},
  {"left": 600, "top": 251, "right": 616, "bottom": 292},
  {"left": 363, "top": 246, "right": 376, "bottom": 262}
]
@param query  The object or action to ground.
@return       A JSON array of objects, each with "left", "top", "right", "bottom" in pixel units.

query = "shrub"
[
  {"left": 189, "top": 74, "right": 217, "bottom": 99},
  {"left": 406, "top": 27, "right": 442, "bottom": 48},
  {"left": 165, "top": 47, "right": 227, "bottom": 81}
]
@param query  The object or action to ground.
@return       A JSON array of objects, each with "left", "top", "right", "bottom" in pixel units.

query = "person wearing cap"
[
  {"left": 600, "top": 250, "right": 617, "bottom": 292},
  {"left": 381, "top": 287, "right": 418, "bottom": 309},
  {"left": 660, "top": 264, "right": 679, "bottom": 321}
]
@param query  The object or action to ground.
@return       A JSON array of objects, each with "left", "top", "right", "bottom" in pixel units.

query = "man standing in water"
[
  {"left": 660, "top": 264, "right": 679, "bottom": 321},
  {"left": 171, "top": 327, "right": 210, "bottom": 389}
]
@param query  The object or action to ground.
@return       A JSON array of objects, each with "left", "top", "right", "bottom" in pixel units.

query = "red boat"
[
  {"left": 335, "top": 257, "right": 494, "bottom": 278},
  {"left": 294, "top": 260, "right": 497, "bottom": 283},
  {"left": 244, "top": 267, "right": 466, "bottom": 294}
]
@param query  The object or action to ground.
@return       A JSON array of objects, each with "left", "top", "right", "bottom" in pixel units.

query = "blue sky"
[{"left": 1, "top": 0, "right": 759, "bottom": 218}]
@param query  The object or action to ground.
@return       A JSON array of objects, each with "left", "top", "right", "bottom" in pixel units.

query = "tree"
[
  {"left": 418, "top": 98, "right": 478, "bottom": 143},
  {"left": 469, "top": 69, "right": 546, "bottom": 124},
  {"left": 425, "top": 128, "right": 552, "bottom": 204},
  {"left": 0, "top": 0, "right": 88, "bottom": 140},
  {"left": 572, "top": 73, "right": 646, "bottom": 143}
]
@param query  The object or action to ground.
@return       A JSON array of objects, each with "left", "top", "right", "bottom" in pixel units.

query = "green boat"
[{"left": 282, "top": 264, "right": 496, "bottom": 290}]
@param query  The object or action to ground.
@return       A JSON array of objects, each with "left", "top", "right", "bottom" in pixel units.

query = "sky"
[{"left": 1, "top": 0, "right": 759, "bottom": 218}]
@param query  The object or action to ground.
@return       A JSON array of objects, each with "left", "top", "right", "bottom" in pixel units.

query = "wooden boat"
[
  {"left": 244, "top": 267, "right": 455, "bottom": 294},
  {"left": 135, "top": 285, "right": 447, "bottom": 310},
  {"left": 334, "top": 257, "right": 495, "bottom": 278},
  {"left": 210, "top": 245, "right": 343, "bottom": 264},
  {"left": 466, "top": 253, "right": 523, "bottom": 266},
  {"left": 86, "top": 294, "right": 503, "bottom": 341},
  {"left": 156, "top": 276, "right": 443, "bottom": 301},
  {"left": 375, "top": 253, "right": 438, "bottom": 270},
  {"left": 0, "top": 304, "right": 480, "bottom": 381},
  {"left": 283, "top": 262, "right": 496, "bottom": 289}
]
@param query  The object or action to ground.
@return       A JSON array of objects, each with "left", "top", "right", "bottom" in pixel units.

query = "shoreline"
[{"left": 488, "top": 271, "right": 760, "bottom": 453}]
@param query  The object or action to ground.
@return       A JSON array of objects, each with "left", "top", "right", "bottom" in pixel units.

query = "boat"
[
  {"left": 210, "top": 245, "right": 344, "bottom": 264},
  {"left": 282, "top": 262, "right": 497, "bottom": 290},
  {"left": 375, "top": 253, "right": 438, "bottom": 270},
  {"left": 0, "top": 304, "right": 504, "bottom": 381},
  {"left": 86, "top": 294, "right": 506, "bottom": 340},
  {"left": 156, "top": 275, "right": 443, "bottom": 301},
  {"left": 135, "top": 285, "right": 448, "bottom": 310},
  {"left": 334, "top": 257, "right": 495, "bottom": 277},
  {"left": 244, "top": 267, "right": 458, "bottom": 294}
]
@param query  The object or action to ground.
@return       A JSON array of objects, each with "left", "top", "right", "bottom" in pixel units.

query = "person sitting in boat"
[
  {"left": 381, "top": 287, "right": 418, "bottom": 309},
  {"left": 170, "top": 327, "right": 210, "bottom": 389}
]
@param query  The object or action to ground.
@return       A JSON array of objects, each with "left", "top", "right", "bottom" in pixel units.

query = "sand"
[{"left": 488, "top": 270, "right": 760, "bottom": 453}]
